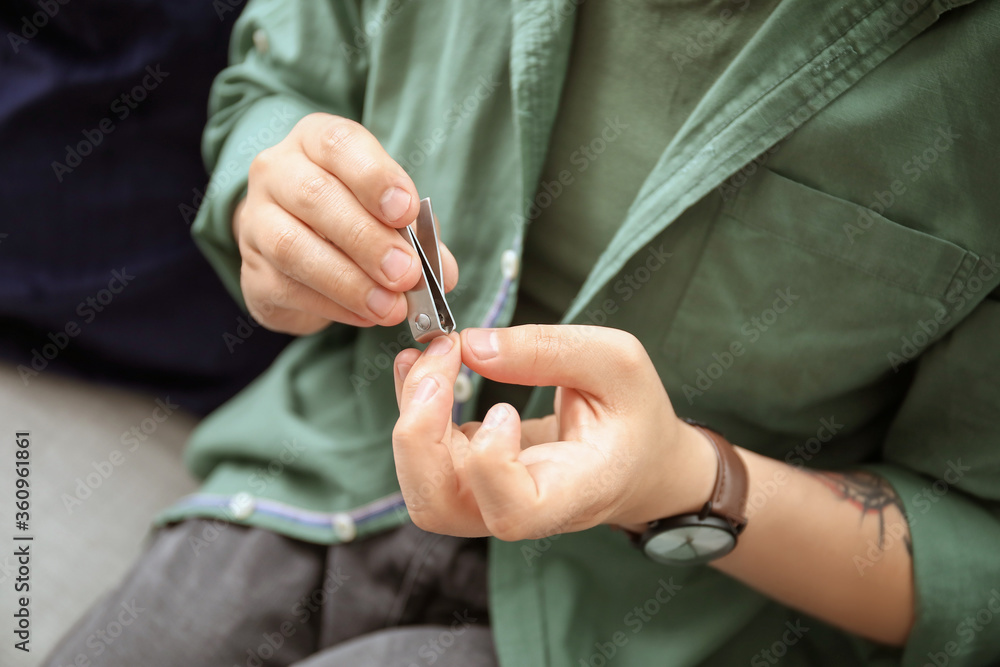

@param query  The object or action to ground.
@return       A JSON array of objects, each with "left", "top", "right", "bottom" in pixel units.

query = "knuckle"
[
  {"left": 321, "top": 260, "right": 355, "bottom": 302},
  {"left": 524, "top": 327, "right": 562, "bottom": 372},
  {"left": 319, "top": 117, "right": 360, "bottom": 160},
  {"left": 614, "top": 332, "right": 649, "bottom": 372},
  {"left": 487, "top": 514, "right": 529, "bottom": 542},
  {"left": 269, "top": 225, "right": 302, "bottom": 268},
  {"left": 292, "top": 173, "right": 332, "bottom": 213},
  {"left": 341, "top": 214, "right": 371, "bottom": 252},
  {"left": 248, "top": 146, "right": 276, "bottom": 182},
  {"left": 273, "top": 273, "right": 299, "bottom": 306},
  {"left": 352, "top": 153, "right": 382, "bottom": 184},
  {"left": 391, "top": 425, "right": 415, "bottom": 452},
  {"left": 294, "top": 249, "right": 322, "bottom": 284},
  {"left": 245, "top": 295, "right": 276, "bottom": 327},
  {"left": 300, "top": 111, "right": 332, "bottom": 130}
]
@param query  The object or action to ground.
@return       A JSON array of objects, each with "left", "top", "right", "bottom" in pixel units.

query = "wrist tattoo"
[{"left": 807, "top": 470, "right": 913, "bottom": 554}]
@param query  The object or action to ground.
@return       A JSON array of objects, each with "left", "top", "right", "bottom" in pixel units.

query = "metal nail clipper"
[{"left": 397, "top": 197, "right": 455, "bottom": 344}]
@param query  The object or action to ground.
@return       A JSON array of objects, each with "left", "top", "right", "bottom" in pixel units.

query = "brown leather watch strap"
[{"left": 689, "top": 424, "right": 749, "bottom": 534}]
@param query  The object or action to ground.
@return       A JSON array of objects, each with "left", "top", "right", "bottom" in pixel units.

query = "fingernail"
[
  {"left": 381, "top": 247, "right": 413, "bottom": 283},
  {"left": 425, "top": 335, "right": 453, "bottom": 356},
  {"left": 367, "top": 287, "right": 398, "bottom": 319},
  {"left": 396, "top": 360, "right": 413, "bottom": 382},
  {"left": 380, "top": 187, "right": 411, "bottom": 223},
  {"left": 413, "top": 376, "right": 439, "bottom": 403},
  {"left": 481, "top": 404, "right": 510, "bottom": 431},
  {"left": 466, "top": 329, "right": 498, "bottom": 360}
]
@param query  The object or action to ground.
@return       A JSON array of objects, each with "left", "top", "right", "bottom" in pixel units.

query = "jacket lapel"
[
  {"left": 508, "top": 0, "right": 578, "bottom": 212},
  {"left": 562, "top": 0, "right": 977, "bottom": 324}
]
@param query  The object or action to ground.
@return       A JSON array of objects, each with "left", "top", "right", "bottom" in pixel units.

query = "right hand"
[{"left": 233, "top": 113, "right": 459, "bottom": 335}]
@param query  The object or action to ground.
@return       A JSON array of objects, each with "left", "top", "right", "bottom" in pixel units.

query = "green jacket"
[{"left": 161, "top": 0, "right": 1000, "bottom": 665}]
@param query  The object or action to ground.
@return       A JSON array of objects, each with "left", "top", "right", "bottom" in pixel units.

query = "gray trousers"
[{"left": 43, "top": 520, "right": 497, "bottom": 667}]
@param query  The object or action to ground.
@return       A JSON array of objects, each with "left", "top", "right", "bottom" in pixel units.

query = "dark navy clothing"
[{"left": 0, "top": 0, "right": 289, "bottom": 414}]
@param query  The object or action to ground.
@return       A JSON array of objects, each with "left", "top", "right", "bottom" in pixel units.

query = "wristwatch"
[{"left": 633, "top": 421, "right": 749, "bottom": 566}]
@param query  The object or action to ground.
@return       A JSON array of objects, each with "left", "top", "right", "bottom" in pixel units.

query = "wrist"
[{"left": 618, "top": 419, "right": 717, "bottom": 533}]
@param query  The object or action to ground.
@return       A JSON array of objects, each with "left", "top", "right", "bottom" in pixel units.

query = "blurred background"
[{"left": 0, "top": 2, "right": 289, "bottom": 663}]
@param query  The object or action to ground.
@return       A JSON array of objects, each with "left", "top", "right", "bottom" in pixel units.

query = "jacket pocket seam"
[{"left": 728, "top": 213, "right": 964, "bottom": 300}]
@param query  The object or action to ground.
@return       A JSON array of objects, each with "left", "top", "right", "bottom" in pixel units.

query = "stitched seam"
[
  {"left": 635, "top": 1, "right": 888, "bottom": 211},
  {"left": 942, "top": 250, "right": 982, "bottom": 298},
  {"left": 731, "top": 216, "right": 952, "bottom": 299}
]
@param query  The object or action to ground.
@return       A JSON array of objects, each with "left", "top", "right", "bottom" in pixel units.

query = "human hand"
[
  {"left": 391, "top": 325, "right": 716, "bottom": 540},
  {"left": 232, "top": 113, "right": 458, "bottom": 334}
]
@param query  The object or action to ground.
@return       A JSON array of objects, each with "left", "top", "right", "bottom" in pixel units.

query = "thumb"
[{"left": 460, "top": 325, "right": 651, "bottom": 404}]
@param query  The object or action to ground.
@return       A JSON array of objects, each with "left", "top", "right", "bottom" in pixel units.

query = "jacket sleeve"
[
  {"left": 866, "top": 287, "right": 1000, "bottom": 667},
  {"left": 190, "top": 0, "right": 367, "bottom": 305}
]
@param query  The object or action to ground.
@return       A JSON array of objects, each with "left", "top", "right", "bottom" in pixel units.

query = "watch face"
[{"left": 643, "top": 522, "right": 736, "bottom": 566}]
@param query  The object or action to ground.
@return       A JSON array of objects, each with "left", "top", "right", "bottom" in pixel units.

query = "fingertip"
[
  {"left": 381, "top": 246, "right": 422, "bottom": 288},
  {"left": 378, "top": 182, "right": 420, "bottom": 227},
  {"left": 368, "top": 291, "right": 409, "bottom": 326},
  {"left": 424, "top": 332, "right": 457, "bottom": 357},
  {"left": 471, "top": 403, "right": 520, "bottom": 452},
  {"left": 461, "top": 328, "right": 499, "bottom": 363},
  {"left": 396, "top": 346, "right": 421, "bottom": 364},
  {"left": 398, "top": 333, "right": 462, "bottom": 411},
  {"left": 395, "top": 348, "right": 420, "bottom": 382},
  {"left": 481, "top": 402, "right": 514, "bottom": 431}
]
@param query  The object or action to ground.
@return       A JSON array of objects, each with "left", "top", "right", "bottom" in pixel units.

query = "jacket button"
[
  {"left": 252, "top": 28, "right": 269, "bottom": 54},
  {"left": 500, "top": 249, "right": 519, "bottom": 280},
  {"left": 331, "top": 513, "right": 357, "bottom": 542},
  {"left": 229, "top": 492, "right": 255, "bottom": 520},
  {"left": 453, "top": 372, "right": 474, "bottom": 403}
]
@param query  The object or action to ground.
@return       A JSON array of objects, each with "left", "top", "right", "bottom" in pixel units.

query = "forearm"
[{"left": 712, "top": 447, "right": 914, "bottom": 646}]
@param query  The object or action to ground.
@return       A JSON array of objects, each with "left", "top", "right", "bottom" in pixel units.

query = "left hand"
[{"left": 391, "top": 325, "right": 716, "bottom": 540}]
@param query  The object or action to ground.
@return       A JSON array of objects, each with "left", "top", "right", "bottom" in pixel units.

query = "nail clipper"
[{"left": 397, "top": 197, "right": 455, "bottom": 343}]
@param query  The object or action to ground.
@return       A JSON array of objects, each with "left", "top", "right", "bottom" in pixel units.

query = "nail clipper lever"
[{"left": 397, "top": 197, "right": 455, "bottom": 344}]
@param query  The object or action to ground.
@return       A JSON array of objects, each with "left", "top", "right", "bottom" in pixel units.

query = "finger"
[
  {"left": 429, "top": 209, "right": 459, "bottom": 293},
  {"left": 440, "top": 241, "right": 459, "bottom": 293},
  {"left": 469, "top": 416, "right": 621, "bottom": 539},
  {"left": 244, "top": 303, "right": 329, "bottom": 336},
  {"left": 460, "top": 325, "right": 654, "bottom": 405},
  {"left": 264, "top": 152, "right": 422, "bottom": 292},
  {"left": 393, "top": 347, "right": 422, "bottom": 406},
  {"left": 248, "top": 202, "right": 409, "bottom": 325},
  {"left": 240, "top": 258, "right": 354, "bottom": 334},
  {"left": 246, "top": 261, "right": 375, "bottom": 328},
  {"left": 397, "top": 333, "right": 461, "bottom": 414},
  {"left": 519, "top": 415, "right": 559, "bottom": 448},
  {"left": 464, "top": 404, "right": 548, "bottom": 540},
  {"left": 392, "top": 333, "right": 463, "bottom": 511},
  {"left": 297, "top": 114, "right": 420, "bottom": 227},
  {"left": 458, "top": 415, "right": 554, "bottom": 450}
]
